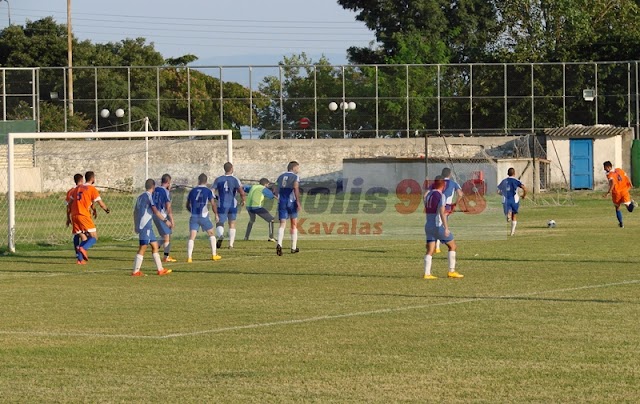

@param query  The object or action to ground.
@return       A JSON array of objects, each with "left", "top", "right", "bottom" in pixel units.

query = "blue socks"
[
  {"left": 616, "top": 210, "right": 623, "bottom": 225},
  {"left": 80, "top": 237, "right": 97, "bottom": 250}
]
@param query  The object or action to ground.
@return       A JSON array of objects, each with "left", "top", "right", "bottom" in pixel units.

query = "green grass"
[{"left": 1, "top": 192, "right": 639, "bottom": 402}]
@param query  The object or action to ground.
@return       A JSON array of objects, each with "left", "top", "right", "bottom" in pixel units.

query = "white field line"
[{"left": 0, "top": 279, "right": 637, "bottom": 340}]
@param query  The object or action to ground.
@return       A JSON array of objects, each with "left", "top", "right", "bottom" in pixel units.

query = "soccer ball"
[{"left": 547, "top": 220, "right": 556, "bottom": 228}]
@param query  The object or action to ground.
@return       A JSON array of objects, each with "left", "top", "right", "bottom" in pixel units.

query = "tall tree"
[{"left": 337, "top": 0, "right": 499, "bottom": 64}]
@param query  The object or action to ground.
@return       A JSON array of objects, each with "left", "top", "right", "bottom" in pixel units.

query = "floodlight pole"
[
  {"left": 1, "top": 0, "right": 11, "bottom": 25},
  {"left": 67, "top": 0, "right": 74, "bottom": 116}
]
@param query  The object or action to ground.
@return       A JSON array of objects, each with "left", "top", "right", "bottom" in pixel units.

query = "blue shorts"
[
  {"left": 152, "top": 217, "right": 172, "bottom": 237},
  {"left": 138, "top": 224, "right": 157, "bottom": 246},
  {"left": 217, "top": 206, "right": 238, "bottom": 224},
  {"left": 503, "top": 200, "right": 520, "bottom": 215},
  {"left": 278, "top": 203, "right": 299, "bottom": 220},
  {"left": 189, "top": 216, "right": 214, "bottom": 232},
  {"left": 425, "top": 225, "right": 454, "bottom": 243}
]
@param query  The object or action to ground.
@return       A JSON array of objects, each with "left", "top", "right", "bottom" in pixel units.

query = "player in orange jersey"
[
  {"left": 68, "top": 171, "right": 111, "bottom": 261},
  {"left": 66, "top": 173, "right": 88, "bottom": 264},
  {"left": 603, "top": 161, "right": 637, "bottom": 228}
]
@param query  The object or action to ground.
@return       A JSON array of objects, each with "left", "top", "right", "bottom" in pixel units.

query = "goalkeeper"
[{"left": 243, "top": 178, "right": 277, "bottom": 242}]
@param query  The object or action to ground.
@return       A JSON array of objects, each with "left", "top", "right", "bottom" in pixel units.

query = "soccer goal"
[{"left": 3, "top": 126, "right": 232, "bottom": 252}]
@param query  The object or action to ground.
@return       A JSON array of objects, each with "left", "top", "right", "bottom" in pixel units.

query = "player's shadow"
[{"left": 355, "top": 292, "right": 632, "bottom": 304}]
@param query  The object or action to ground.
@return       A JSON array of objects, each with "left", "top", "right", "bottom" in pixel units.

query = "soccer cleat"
[
  {"left": 435, "top": 248, "right": 441, "bottom": 254},
  {"left": 276, "top": 244, "right": 283, "bottom": 256},
  {"left": 619, "top": 222, "right": 624, "bottom": 228},
  {"left": 228, "top": 245, "right": 234, "bottom": 249},
  {"left": 163, "top": 256, "right": 177, "bottom": 262},
  {"left": 216, "top": 239, "right": 223, "bottom": 249},
  {"left": 291, "top": 248, "right": 299, "bottom": 254},
  {"left": 76, "top": 246, "right": 89, "bottom": 261},
  {"left": 131, "top": 271, "right": 146, "bottom": 277},
  {"left": 267, "top": 238, "right": 276, "bottom": 242},
  {"left": 187, "top": 258, "right": 193, "bottom": 263},
  {"left": 447, "top": 271, "right": 464, "bottom": 279},
  {"left": 157, "top": 268, "right": 172, "bottom": 276},
  {"left": 423, "top": 274, "right": 437, "bottom": 280},
  {"left": 76, "top": 260, "right": 87, "bottom": 265},
  {"left": 212, "top": 255, "right": 222, "bottom": 261}
]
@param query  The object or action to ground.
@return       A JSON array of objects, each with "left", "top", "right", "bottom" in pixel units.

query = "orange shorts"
[
  {"left": 612, "top": 191, "right": 631, "bottom": 206},
  {"left": 71, "top": 214, "right": 96, "bottom": 235}
]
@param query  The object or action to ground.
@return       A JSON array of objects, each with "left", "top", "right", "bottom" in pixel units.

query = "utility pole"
[{"left": 67, "top": 0, "right": 74, "bottom": 115}]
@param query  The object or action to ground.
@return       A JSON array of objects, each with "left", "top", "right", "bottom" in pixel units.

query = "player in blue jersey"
[
  {"left": 435, "top": 167, "right": 464, "bottom": 254},
  {"left": 152, "top": 173, "right": 176, "bottom": 262},
  {"left": 273, "top": 161, "right": 301, "bottom": 256},
  {"left": 423, "top": 176, "right": 463, "bottom": 279},
  {"left": 132, "top": 178, "right": 173, "bottom": 277},
  {"left": 186, "top": 173, "right": 221, "bottom": 262},
  {"left": 497, "top": 167, "right": 527, "bottom": 236},
  {"left": 243, "top": 178, "right": 277, "bottom": 241},
  {"left": 212, "top": 162, "right": 246, "bottom": 249}
]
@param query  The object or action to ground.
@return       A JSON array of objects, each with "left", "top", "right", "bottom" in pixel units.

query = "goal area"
[{"left": 3, "top": 129, "right": 232, "bottom": 252}]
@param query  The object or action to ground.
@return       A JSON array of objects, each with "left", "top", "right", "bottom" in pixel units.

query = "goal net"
[{"left": 2, "top": 128, "right": 232, "bottom": 252}]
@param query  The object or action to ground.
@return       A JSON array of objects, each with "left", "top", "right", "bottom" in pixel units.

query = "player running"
[
  {"left": 243, "top": 178, "right": 277, "bottom": 242},
  {"left": 423, "top": 176, "right": 463, "bottom": 279},
  {"left": 603, "top": 161, "right": 637, "bottom": 228},
  {"left": 212, "top": 162, "right": 246, "bottom": 249},
  {"left": 152, "top": 173, "right": 177, "bottom": 262},
  {"left": 497, "top": 167, "right": 527, "bottom": 236},
  {"left": 132, "top": 179, "right": 173, "bottom": 277},
  {"left": 274, "top": 161, "right": 301, "bottom": 256},
  {"left": 186, "top": 173, "right": 221, "bottom": 262}
]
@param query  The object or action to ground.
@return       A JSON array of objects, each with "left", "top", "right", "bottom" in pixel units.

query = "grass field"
[{"left": 1, "top": 192, "right": 639, "bottom": 402}]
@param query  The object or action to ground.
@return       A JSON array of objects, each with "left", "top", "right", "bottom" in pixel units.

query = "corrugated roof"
[{"left": 544, "top": 125, "right": 632, "bottom": 137}]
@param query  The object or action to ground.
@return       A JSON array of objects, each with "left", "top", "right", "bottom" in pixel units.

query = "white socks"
[
  {"left": 209, "top": 235, "right": 217, "bottom": 255},
  {"left": 133, "top": 254, "right": 144, "bottom": 272},
  {"left": 187, "top": 239, "right": 194, "bottom": 259},
  {"left": 277, "top": 227, "right": 285, "bottom": 246},
  {"left": 448, "top": 251, "right": 456, "bottom": 272},
  {"left": 229, "top": 229, "right": 236, "bottom": 247},
  {"left": 511, "top": 220, "right": 517, "bottom": 235},
  {"left": 152, "top": 252, "right": 163, "bottom": 271},
  {"left": 435, "top": 240, "right": 441, "bottom": 250},
  {"left": 163, "top": 241, "right": 170, "bottom": 255},
  {"left": 291, "top": 229, "right": 298, "bottom": 250},
  {"left": 424, "top": 255, "right": 432, "bottom": 276}
]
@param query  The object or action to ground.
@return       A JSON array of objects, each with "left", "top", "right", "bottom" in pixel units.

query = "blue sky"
[{"left": 1, "top": 0, "right": 376, "bottom": 66}]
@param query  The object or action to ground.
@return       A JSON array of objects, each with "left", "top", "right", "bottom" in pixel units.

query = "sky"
[{"left": 0, "top": 0, "right": 376, "bottom": 67}]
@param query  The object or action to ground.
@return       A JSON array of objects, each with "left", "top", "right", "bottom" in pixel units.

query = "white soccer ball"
[
  {"left": 347, "top": 101, "right": 356, "bottom": 110},
  {"left": 100, "top": 109, "right": 110, "bottom": 118},
  {"left": 328, "top": 102, "right": 338, "bottom": 111},
  {"left": 115, "top": 108, "right": 125, "bottom": 118},
  {"left": 547, "top": 220, "right": 556, "bottom": 228}
]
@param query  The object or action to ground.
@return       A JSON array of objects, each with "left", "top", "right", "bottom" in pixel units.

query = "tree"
[{"left": 338, "top": 0, "right": 499, "bottom": 64}]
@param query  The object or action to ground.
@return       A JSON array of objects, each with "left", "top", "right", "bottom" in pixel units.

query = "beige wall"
[{"left": 4, "top": 136, "right": 524, "bottom": 193}]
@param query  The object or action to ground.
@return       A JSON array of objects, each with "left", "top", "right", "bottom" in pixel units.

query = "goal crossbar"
[{"left": 6, "top": 129, "right": 232, "bottom": 252}]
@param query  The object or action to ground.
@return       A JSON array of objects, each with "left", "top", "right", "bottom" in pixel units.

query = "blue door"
[{"left": 570, "top": 139, "right": 593, "bottom": 189}]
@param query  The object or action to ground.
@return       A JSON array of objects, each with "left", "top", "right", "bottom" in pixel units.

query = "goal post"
[{"left": 6, "top": 129, "right": 232, "bottom": 252}]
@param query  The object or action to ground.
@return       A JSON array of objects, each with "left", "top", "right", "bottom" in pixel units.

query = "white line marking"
[{"left": 0, "top": 279, "right": 637, "bottom": 340}]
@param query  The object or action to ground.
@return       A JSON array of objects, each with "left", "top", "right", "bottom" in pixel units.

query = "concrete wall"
[{"left": 6, "top": 136, "right": 526, "bottom": 193}]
